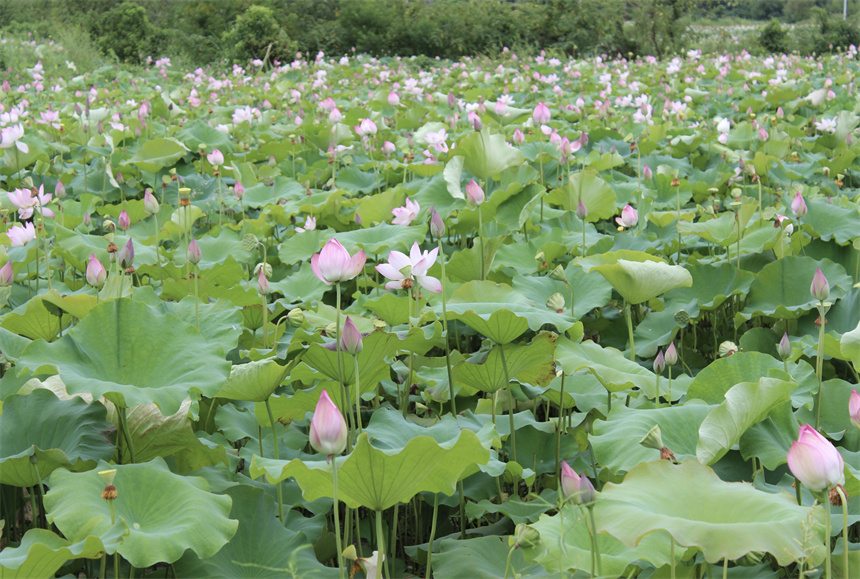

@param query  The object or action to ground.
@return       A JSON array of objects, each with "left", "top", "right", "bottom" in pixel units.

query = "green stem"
[
  {"left": 458, "top": 479, "right": 467, "bottom": 539},
  {"left": 28, "top": 485, "right": 38, "bottom": 530},
  {"left": 262, "top": 293, "right": 268, "bottom": 349},
  {"left": 825, "top": 498, "right": 832, "bottom": 579},
  {"left": 390, "top": 504, "right": 398, "bottom": 576},
  {"left": 193, "top": 265, "right": 200, "bottom": 330},
  {"left": 655, "top": 375, "right": 661, "bottom": 409},
  {"left": 117, "top": 407, "right": 135, "bottom": 464},
  {"left": 723, "top": 556, "right": 728, "bottom": 579},
  {"left": 438, "top": 237, "right": 457, "bottom": 415},
  {"left": 153, "top": 214, "right": 163, "bottom": 284},
  {"left": 588, "top": 504, "right": 602, "bottom": 577},
  {"left": 405, "top": 286, "right": 414, "bottom": 418},
  {"left": 503, "top": 545, "right": 517, "bottom": 579},
  {"left": 354, "top": 356, "right": 362, "bottom": 437},
  {"left": 558, "top": 372, "right": 566, "bottom": 434},
  {"left": 499, "top": 343, "right": 517, "bottom": 464},
  {"left": 676, "top": 184, "right": 682, "bottom": 264},
  {"left": 837, "top": 486, "right": 849, "bottom": 579},
  {"left": 478, "top": 205, "right": 485, "bottom": 281},
  {"left": 815, "top": 302, "right": 828, "bottom": 430},
  {"left": 335, "top": 283, "right": 351, "bottom": 441},
  {"left": 376, "top": 509, "right": 386, "bottom": 579},
  {"left": 217, "top": 175, "right": 223, "bottom": 227},
  {"left": 332, "top": 456, "right": 345, "bottom": 579},
  {"left": 795, "top": 477, "right": 803, "bottom": 506},
  {"left": 670, "top": 534, "right": 675, "bottom": 579},
  {"left": 265, "top": 398, "right": 285, "bottom": 525},
  {"left": 425, "top": 494, "right": 439, "bottom": 579},
  {"left": 100, "top": 555, "right": 106, "bottom": 579},
  {"left": 625, "top": 301, "right": 636, "bottom": 361}
]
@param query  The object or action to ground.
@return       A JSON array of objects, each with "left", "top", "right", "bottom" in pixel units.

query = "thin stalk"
[
  {"left": 332, "top": 456, "right": 345, "bottom": 579},
  {"left": 265, "top": 398, "right": 285, "bottom": 525},
  {"left": 117, "top": 407, "right": 135, "bottom": 464},
  {"left": 405, "top": 286, "right": 414, "bottom": 418},
  {"left": 438, "top": 237, "right": 457, "bottom": 415},
  {"left": 153, "top": 214, "right": 163, "bottom": 284},
  {"left": 625, "top": 302, "right": 636, "bottom": 361},
  {"left": 825, "top": 498, "right": 832, "bottom": 579},
  {"left": 425, "top": 494, "right": 439, "bottom": 579},
  {"left": 676, "top": 183, "right": 682, "bottom": 263},
  {"left": 503, "top": 544, "right": 517, "bottom": 579},
  {"left": 722, "top": 557, "right": 728, "bottom": 579},
  {"left": 499, "top": 343, "right": 517, "bottom": 464},
  {"left": 33, "top": 460, "right": 45, "bottom": 528},
  {"left": 353, "top": 356, "right": 362, "bottom": 437},
  {"left": 655, "top": 375, "right": 661, "bottom": 409},
  {"left": 193, "top": 265, "right": 200, "bottom": 330},
  {"left": 28, "top": 486, "right": 38, "bottom": 530},
  {"left": 100, "top": 554, "right": 106, "bottom": 579},
  {"left": 262, "top": 293, "right": 268, "bottom": 349},
  {"left": 670, "top": 534, "right": 675, "bottom": 579},
  {"left": 558, "top": 372, "right": 567, "bottom": 434},
  {"left": 478, "top": 205, "right": 485, "bottom": 281},
  {"left": 110, "top": 501, "right": 117, "bottom": 579},
  {"left": 837, "top": 486, "right": 849, "bottom": 579},
  {"left": 815, "top": 303, "right": 828, "bottom": 430},
  {"left": 217, "top": 175, "right": 223, "bottom": 227},
  {"left": 588, "top": 504, "right": 602, "bottom": 577},
  {"left": 335, "top": 283, "right": 350, "bottom": 438},
  {"left": 390, "top": 504, "right": 398, "bottom": 575},
  {"left": 668, "top": 365, "right": 673, "bottom": 405},
  {"left": 458, "top": 480, "right": 467, "bottom": 540},
  {"left": 376, "top": 510, "right": 387, "bottom": 578}
]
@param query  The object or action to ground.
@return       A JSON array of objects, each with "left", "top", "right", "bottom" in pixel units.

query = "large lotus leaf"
[
  {"left": 457, "top": 128, "right": 524, "bottom": 180},
  {"left": 433, "top": 536, "right": 550, "bottom": 579},
  {"left": 122, "top": 137, "right": 188, "bottom": 173},
  {"left": 455, "top": 333, "right": 557, "bottom": 394},
  {"left": 576, "top": 249, "right": 666, "bottom": 273},
  {"left": 842, "top": 320, "right": 860, "bottom": 370},
  {"left": 0, "top": 389, "right": 114, "bottom": 487},
  {"left": 0, "top": 327, "right": 29, "bottom": 362},
  {"left": 591, "top": 259, "right": 693, "bottom": 305},
  {"left": 802, "top": 198, "right": 860, "bottom": 245},
  {"left": 440, "top": 281, "right": 576, "bottom": 344},
  {"left": 216, "top": 359, "right": 289, "bottom": 402},
  {"left": 739, "top": 401, "right": 797, "bottom": 470},
  {"left": 0, "top": 528, "right": 125, "bottom": 579},
  {"left": 546, "top": 170, "right": 617, "bottom": 221},
  {"left": 0, "top": 294, "right": 70, "bottom": 342},
  {"left": 157, "top": 297, "right": 243, "bottom": 355},
  {"left": 555, "top": 337, "right": 657, "bottom": 395},
  {"left": 277, "top": 229, "right": 334, "bottom": 265},
  {"left": 596, "top": 459, "right": 823, "bottom": 565},
  {"left": 337, "top": 223, "right": 428, "bottom": 255},
  {"left": 664, "top": 262, "right": 755, "bottom": 312},
  {"left": 271, "top": 267, "right": 329, "bottom": 306},
  {"left": 591, "top": 403, "right": 713, "bottom": 474},
  {"left": 176, "top": 119, "right": 236, "bottom": 154},
  {"left": 465, "top": 491, "right": 556, "bottom": 526},
  {"left": 301, "top": 329, "right": 400, "bottom": 387},
  {"left": 512, "top": 268, "right": 613, "bottom": 322},
  {"left": 738, "top": 257, "right": 852, "bottom": 322},
  {"left": 175, "top": 485, "right": 335, "bottom": 578},
  {"left": 522, "top": 504, "right": 674, "bottom": 577},
  {"left": 250, "top": 429, "right": 490, "bottom": 511},
  {"left": 16, "top": 300, "right": 231, "bottom": 415},
  {"left": 696, "top": 378, "right": 796, "bottom": 465},
  {"left": 44, "top": 457, "right": 237, "bottom": 568},
  {"left": 677, "top": 212, "right": 739, "bottom": 245}
]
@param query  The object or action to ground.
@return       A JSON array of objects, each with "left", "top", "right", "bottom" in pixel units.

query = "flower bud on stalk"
[
  {"left": 810, "top": 268, "right": 830, "bottom": 302},
  {"left": 309, "top": 390, "right": 347, "bottom": 459},
  {"left": 0, "top": 261, "right": 12, "bottom": 286}
]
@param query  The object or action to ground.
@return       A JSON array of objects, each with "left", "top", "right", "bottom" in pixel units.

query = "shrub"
[
  {"left": 223, "top": 5, "right": 291, "bottom": 63},
  {"left": 92, "top": 1, "right": 155, "bottom": 63},
  {"left": 759, "top": 18, "right": 789, "bottom": 53},
  {"left": 783, "top": 0, "right": 815, "bottom": 23}
]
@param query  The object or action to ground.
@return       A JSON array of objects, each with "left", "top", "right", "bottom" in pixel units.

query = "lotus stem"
[
  {"left": 670, "top": 534, "right": 675, "bottom": 579},
  {"left": 458, "top": 480, "right": 466, "bottom": 540},
  {"left": 437, "top": 237, "right": 457, "bottom": 415},
  {"left": 625, "top": 301, "right": 636, "bottom": 361},
  {"left": 261, "top": 292, "right": 268, "bottom": 349},
  {"left": 723, "top": 556, "right": 728, "bottom": 579},
  {"left": 335, "top": 282, "right": 351, "bottom": 437},
  {"left": 588, "top": 504, "right": 602, "bottom": 577},
  {"left": 503, "top": 543, "right": 516, "bottom": 579},
  {"left": 676, "top": 182, "right": 682, "bottom": 263},
  {"left": 193, "top": 265, "right": 200, "bottom": 331},
  {"left": 353, "top": 355, "right": 362, "bottom": 437},
  {"left": 655, "top": 375, "right": 661, "bottom": 409},
  {"left": 815, "top": 302, "right": 828, "bottom": 430},
  {"left": 117, "top": 407, "right": 135, "bottom": 464},
  {"left": 499, "top": 342, "right": 517, "bottom": 464},
  {"left": 825, "top": 498, "right": 832, "bottom": 579},
  {"left": 217, "top": 175, "right": 223, "bottom": 227},
  {"left": 376, "top": 509, "right": 386, "bottom": 579},
  {"left": 153, "top": 214, "right": 163, "bottom": 284},
  {"left": 478, "top": 204, "right": 485, "bottom": 281},
  {"left": 332, "top": 456, "right": 345, "bottom": 579},
  {"left": 425, "top": 493, "right": 439, "bottom": 579},
  {"left": 405, "top": 286, "right": 414, "bottom": 418},
  {"left": 390, "top": 503, "right": 398, "bottom": 576},
  {"left": 837, "top": 486, "right": 849, "bottom": 579},
  {"left": 265, "top": 398, "right": 284, "bottom": 526}
]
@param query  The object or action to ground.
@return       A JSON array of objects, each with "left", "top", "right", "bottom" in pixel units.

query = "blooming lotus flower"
[
  {"left": 8, "top": 185, "right": 54, "bottom": 220},
  {"left": 86, "top": 253, "right": 106, "bottom": 287},
  {"left": 187, "top": 239, "right": 202, "bottom": 265},
  {"left": 465, "top": 180, "right": 485, "bottom": 206},
  {"left": 355, "top": 118, "right": 377, "bottom": 136},
  {"left": 533, "top": 101, "right": 551, "bottom": 125},
  {"left": 375, "top": 242, "right": 443, "bottom": 294},
  {"left": 340, "top": 316, "right": 363, "bottom": 355},
  {"left": 118, "top": 210, "right": 130, "bottom": 231},
  {"left": 815, "top": 117, "right": 837, "bottom": 133},
  {"left": 296, "top": 215, "right": 316, "bottom": 233},
  {"left": 0, "top": 123, "right": 28, "bottom": 153},
  {"left": 424, "top": 128, "right": 449, "bottom": 153},
  {"left": 616, "top": 204, "right": 638, "bottom": 228},
  {"left": 716, "top": 117, "right": 730, "bottom": 134},
  {"left": 309, "top": 390, "right": 347, "bottom": 458},
  {"left": 311, "top": 239, "right": 367, "bottom": 285},
  {"left": 560, "top": 461, "right": 595, "bottom": 504},
  {"left": 392, "top": 198, "right": 420, "bottom": 226},
  {"left": 810, "top": 268, "right": 829, "bottom": 302},
  {"left": 787, "top": 424, "right": 844, "bottom": 492},
  {"left": 0, "top": 261, "right": 13, "bottom": 286},
  {"left": 790, "top": 192, "right": 807, "bottom": 218},
  {"left": 207, "top": 148, "right": 224, "bottom": 167},
  {"left": 8, "top": 222, "right": 36, "bottom": 246},
  {"left": 850, "top": 389, "right": 860, "bottom": 430}
]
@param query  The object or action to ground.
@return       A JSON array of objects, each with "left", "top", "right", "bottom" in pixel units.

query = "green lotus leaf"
[
  {"left": 434, "top": 536, "right": 551, "bottom": 579},
  {"left": 0, "top": 528, "right": 126, "bottom": 579},
  {"left": 250, "top": 428, "right": 490, "bottom": 511},
  {"left": 465, "top": 491, "right": 555, "bottom": 526},
  {"left": 521, "top": 503, "right": 675, "bottom": 577},
  {"left": 0, "top": 327, "right": 29, "bottom": 363},
  {"left": 677, "top": 212, "right": 739, "bottom": 245},
  {"left": 512, "top": 267, "right": 613, "bottom": 322},
  {"left": 44, "top": 457, "right": 237, "bottom": 568},
  {"left": 175, "top": 485, "right": 335, "bottom": 578},
  {"left": 842, "top": 320, "right": 860, "bottom": 370},
  {"left": 216, "top": 359, "right": 289, "bottom": 402},
  {"left": 457, "top": 128, "right": 524, "bottom": 180},
  {"left": 801, "top": 198, "right": 860, "bottom": 245},
  {"left": 591, "top": 258, "right": 693, "bottom": 305},
  {"left": 157, "top": 297, "right": 243, "bottom": 356},
  {"left": 737, "top": 256, "right": 852, "bottom": 322},
  {"left": 696, "top": 378, "right": 796, "bottom": 465},
  {"left": 546, "top": 169, "right": 617, "bottom": 221},
  {"left": 591, "top": 402, "right": 713, "bottom": 474},
  {"left": 596, "top": 459, "right": 823, "bottom": 565},
  {"left": 439, "top": 281, "right": 576, "bottom": 344},
  {"left": 739, "top": 401, "right": 797, "bottom": 470},
  {"left": 301, "top": 329, "right": 400, "bottom": 388},
  {"left": 16, "top": 300, "right": 231, "bottom": 415},
  {"left": 337, "top": 223, "right": 428, "bottom": 256},
  {"left": 555, "top": 337, "right": 657, "bottom": 395},
  {"left": 277, "top": 229, "right": 334, "bottom": 265},
  {"left": 0, "top": 293, "right": 70, "bottom": 342},
  {"left": 176, "top": 119, "right": 236, "bottom": 154},
  {"left": 455, "top": 332, "right": 557, "bottom": 394},
  {"left": 122, "top": 137, "right": 188, "bottom": 173},
  {"left": 664, "top": 262, "right": 755, "bottom": 312},
  {"left": 575, "top": 249, "right": 665, "bottom": 273},
  {"left": 0, "top": 389, "right": 114, "bottom": 487}
]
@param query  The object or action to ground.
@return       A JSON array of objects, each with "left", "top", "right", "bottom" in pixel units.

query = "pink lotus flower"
[
  {"left": 653, "top": 349, "right": 665, "bottom": 374},
  {"left": 533, "top": 101, "right": 551, "bottom": 125},
  {"left": 309, "top": 390, "right": 347, "bottom": 458},
  {"left": 118, "top": 239, "right": 134, "bottom": 269},
  {"left": 355, "top": 118, "right": 377, "bottom": 136},
  {"left": 466, "top": 180, "right": 485, "bottom": 206},
  {"left": 86, "top": 253, "right": 106, "bottom": 287},
  {"left": 392, "top": 198, "right": 420, "bottom": 226},
  {"left": 778, "top": 333, "right": 791, "bottom": 360},
  {"left": 207, "top": 148, "right": 224, "bottom": 167},
  {"left": 0, "top": 261, "right": 13, "bottom": 286},
  {"left": 340, "top": 316, "right": 363, "bottom": 355},
  {"left": 234, "top": 181, "right": 245, "bottom": 200},
  {"left": 664, "top": 342, "right": 678, "bottom": 365},
  {"left": 616, "top": 204, "right": 638, "bottom": 228},
  {"left": 512, "top": 128, "right": 525, "bottom": 145},
  {"left": 311, "top": 239, "right": 367, "bottom": 285},
  {"left": 850, "top": 389, "right": 860, "bottom": 430},
  {"left": 382, "top": 141, "right": 396, "bottom": 155},
  {"left": 257, "top": 267, "right": 270, "bottom": 296},
  {"left": 118, "top": 210, "right": 130, "bottom": 231},
  {"left": 787, "top": 424, "right": 844, "bottom": 492},
  {"left": 375, "top": 242, "right": 443, "bottom": 293},
  {"left": 810, "top": 267, "right": 829, "bottom": 302},
  {"left": 791, "top": 192, "right": 807, "bottom": 218},
  {"left": 643, "top": 164, "right": 653, "bottom": 180},
  {"left": 576, "top": 200, "right": 588, "bottom": 221},
  {"left": 560, "top": 461, "right": 595, "bottom": 504},
  {"left": 187, "top": 239, "right": 202, "bottom": 265},
  {"left": 8, "top": 185, "right": 54, "bottom": 220},
  {"left": 8, "top": 222, "right": 35, "bottom": 246},
  {"left": 430, "top": 207, "right": 445, "bottom": 238},
  {"left": 144, "top": 189, "right": 159, "bottom": 215},
  {"left": 0, "top": 123, "right": 28, "bottom": 153},
  {"left": 388, "top": 91, "right": 400, "bottom": 107},
  {"left": 296, "top": 215, "right": 316, "bottom": 233}
]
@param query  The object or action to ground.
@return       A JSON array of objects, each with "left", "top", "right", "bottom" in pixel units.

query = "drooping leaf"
[
  {"left": 0, "top": 528, "right": 125, "bottom": 579},
  {"left": 123, "top": 137, "right": 188, "bottom": 173}
]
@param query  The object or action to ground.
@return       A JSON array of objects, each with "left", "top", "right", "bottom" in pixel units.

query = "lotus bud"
[
  {"left": 512, "top": 128, "right": 525, "bottom": 145},
  {"left": 512, "top": 523, "right": 541, "bottom": 549},
  {"left": 382, "top": 140, "right": 396, "bottom": 155},
  {"left": 533, "top": 101, "right": 551, "bottom": 124},
  {"left": 388, "top": 91, "right": 400, "bottom": 107},
  {"left": 791, "top": 192, "right": 807, "bottom": 218},
  {"left": 851, "top": 389, "right": 860, "bottom": 430},
  {"left": 54, "top": 180, "right": 66, "bottom": 199},
  {"left": 257, "top": 268, "right": 270, "bottom": 296},
  {"left": 118, "top": 239, "right": 134, "bottom": 269},
  {"left": 787, "top": 424, "right": 845, "bottom": 492},
  {"left": 653, "top": 349, "right": 665, "bottom": 375},
  {"left": 0, "top": 261, "right": 13, "bottom": 286},
  {"left": 777, "top": 333, "right": 791, "bottom": 360},
  {"left": 719, "top": 341, "right": 738, "bottom": 357},
  {"left": 643, "top": 164, "right": 653, "bottom": 180},
  {"left": 576, "top": 200, "right": 588, "bottom": 221},
  {"left": 549, "top": 265, "right": 567, "bottom": 282},
  {"left": 639, "top": 424, "right": 665, "bottom": 450},
  {"left": 546, "top": 293, "right": 565, "bottom": 313},
  {"left": 309, "top": 390, "right": 348, "bottom": 458},
  {"left": 234, "top": 181, "right": 245, "bottom": 200},
  {"left": 116, "top": 171, "right": 124, "bottom": 185},
  {"left": 664, "top": 342, "right": 678, "bottom": 366},
  {"left": 340, "top": 316, "right": 364, "bottom": 355},
  {"left": 86, "top": 253, "right": 107, "bottom": 287},
  {"left": 447, "top": 92, "right": 457, "bottom": 109},
  {"left": 117, "top": 210, "right": 130, "bottom": 231},
  {"left": 143, "top": 189, "right": 159, "bottom": 215},
  {"left": 616, "top": 204, "right": 638, "bottom": 228},
  {"left": 287, "top": 308, "right": 305, "bottom": 327},
  {"left": 560, "top": 461, "right": 594, "bottom": 504},
  {"left": 810, "top": 267, "right": 829, "bottom": 301},
  {"left": 430, "top": 207, "right": 445, "bottom": 238},
  {"left": 207, "top": 148, "right": 224, "bottom": 167},
  {"left": 466, "top": 179, "right": 485, "bottom": 206},
  {"left": 187, "top": 238, "right": 202, "bottom": 265}
]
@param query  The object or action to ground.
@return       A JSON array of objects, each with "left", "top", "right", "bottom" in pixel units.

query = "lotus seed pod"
[
  {"left": 673, "top": 309, "right": 690, "bottom": 326},
  {"left": 639, "top": 424, "right": 665, "bottom": 451},
  {"left": 242, "top": 234, "right": 259, "bottom": 251}
]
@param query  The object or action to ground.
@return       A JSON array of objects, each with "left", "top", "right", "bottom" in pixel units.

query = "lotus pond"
[{"left": 1, "top": 42, "right": 860, "bottom": 579}]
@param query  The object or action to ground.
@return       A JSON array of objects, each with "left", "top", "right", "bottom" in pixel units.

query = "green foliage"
[
  {"left": 759, "top": 18, "right": 789, "bottom": 53},
  {"left": 784, "top": 0, "right": 816, "bottom": 23},
  {"left": 222, "top": 5, "right": 291, "bottom": 63},
  {"left": 91, "top": 1, "right": 156, "bottom": 63}
]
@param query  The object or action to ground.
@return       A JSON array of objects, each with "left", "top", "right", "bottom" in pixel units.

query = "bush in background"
[
  {"left": 91, "top": 1, "right": 157, "bottom": 63},
  {"left": 223, "top": 5, "right": 292, "bottom": 63},
  {"left": 759, "top": 18, "right": 790, "bottom": 52}
]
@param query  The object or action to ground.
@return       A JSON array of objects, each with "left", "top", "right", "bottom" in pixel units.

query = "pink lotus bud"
[
  {"left": 356, "top": 118, "right": 377, "bottom": 136},
  {"left": 549, "top": 131, "right": 562, "bottom": 147},
  {"left": 616, "top": 204, "right": 638, "bottom": 228},
  {"left": 388, "top": 91, "right": 400, "bottom": 107},
  {"left": 116, "top": 171, "right": 124, "bottom": 185},
  {"left": 849, "top": 389, "right": 860, "bottom": 430},
  {"left": 561, "top": 461, "right": 594, "bottom": 504},
  {"left": 143, "top": 189, "right": 159, "bottom": 215},
  {"left": 207, "top": 148, "right": 224, "bottom": 167},
  {"left": 643, "top": 165, "right": 653, "bottom": 180},
  {"left": 576, "top": 200, "right": 588, "bottom": 221},
  {"left": 340, "top": 316, "right": 363, "bottom": 355},
  {"left": 1, "top": 79, "right": 10, "bottom": 92},
  {"left": 791, "top": 192, "right": 807, "bottom": 218},
  {"left": 355, "top": 213, "right": 363, "bottom": 226},
  {"left": 54, "top": 180, "right": 66, "bottom": 199},
  {"left": 187, "top": 238, "right": 202, "bottom": 265},
  {"left": 234, "top": 181, "right": 245, "bottom": 200},
  {"left": 118, "top": 239, "right": 134, "bottom": 269},
  {"left": 787, "top": 424, "right": 844, "bottom": 492},
  {"left": 257, "top": 268, "right": 270, "bottom": 296},
  {"left": 810, "top": 267, "right": 830, "bottom": 301},
  {"left": 83, "top": 212, "right": 92, "bottom": 227},
  {"left": 466, "top": 180, "right": 485, "bottom": 206},
  {"left": 311, "top": 239, "right": 367, "bottom": 285},
  {"left": 512, "top": 128, "right": 525, "bottom": 145},
  {"left": 86, "top": 253, "right": 106, "bottom": 287},
  {"left": 382, "top": 140, "right": 396, "bottom": 155},
  {"left": 118, "top": 210, "right": 130, "bottom": 231},
  {"left": 653, "top": 349, "right": 665, "bottom": 374},
  {"left": 778, "top": 333, "right": 791, "bottom": 360},
  {"left": 448, "top": 92, "right": 457, "bottom": 109},
  {"left": 430, "top": 207, "right": 446, "bottom": 238},
  {"left": 0, "top": 261, "right": 13, "bottom": 286},
  {"left": 664, "top": 342, "right": 678, "bottom": 366},
  {"left": 533, "top": 101, "right": 551, "bottom": 124},
  {"left": 309, "top": 390, "right": 348, "bottom": 457},
  {"left": 777, "top": 106, "right": 785, "bottom": 118}
]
